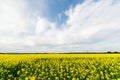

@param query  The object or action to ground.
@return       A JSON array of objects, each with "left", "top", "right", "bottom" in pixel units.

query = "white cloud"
[
  {"left": 0, "top": 0, "right": 120, "bottom": 52},
  {"left": 0, "top": 0, "right": 35, "bottom": 45},
  {"left": 60, "top": 0, "right": 120, "bottom": 52},
  {"left": 0, "top": 0, "right": 29, "bottom": 34}
]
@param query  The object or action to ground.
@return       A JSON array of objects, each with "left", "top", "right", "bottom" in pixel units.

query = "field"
[{"left": 0, "top": 54, "right": 120, "bottom": 80}]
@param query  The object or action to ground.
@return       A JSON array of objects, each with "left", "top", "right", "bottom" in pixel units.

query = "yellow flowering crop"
[{"left": 0, "top": 54, "right": 120, "bottom": 80}]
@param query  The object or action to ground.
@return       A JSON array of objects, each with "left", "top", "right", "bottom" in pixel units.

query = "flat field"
[{"left": 0, "top": 54, "right": 120, "bottom": 80}]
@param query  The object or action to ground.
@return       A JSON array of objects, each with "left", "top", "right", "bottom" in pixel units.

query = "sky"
[{"left": 0, "top": 0, "right": 120, "bottom": 53}]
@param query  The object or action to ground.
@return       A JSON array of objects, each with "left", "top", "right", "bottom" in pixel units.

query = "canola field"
[{"left": 0, "top": 54, "right": 120, "bottom": 80}]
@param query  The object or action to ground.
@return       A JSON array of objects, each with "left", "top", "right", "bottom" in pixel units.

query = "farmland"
[{"left": 0, "top": 54, "right": 120, "bottom": 80}]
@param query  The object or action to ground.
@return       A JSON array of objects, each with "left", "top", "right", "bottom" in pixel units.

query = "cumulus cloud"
[
  {"left": 0, "top": 0, "right": 29, "bottom": 34},
  {"left": 65, "top": 0, "right": 120, "bottom": 41},
  {"left": 0, "top": 0, "right": 37, "bottom": 53},
  {"left": 0, "top": 0, "right": 120, "bottom": 52}
]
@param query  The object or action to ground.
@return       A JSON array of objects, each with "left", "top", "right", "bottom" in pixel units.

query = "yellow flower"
[
  {"left": 25, "top": 77, "right": 29, "bottom": 80},
  {"left": 117, "top": 78, "right": 120, "bottom": 80},
  {"left": 30, "top": 76, "right": 36, "bottom": 80}
]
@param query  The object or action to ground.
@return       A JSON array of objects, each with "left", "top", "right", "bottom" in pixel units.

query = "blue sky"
[
  {"left": 0, "top": 0, "right": 120, "bottom": 53},
  {"left": 28, "top": 0, "right": 84, "bottom": 25}
]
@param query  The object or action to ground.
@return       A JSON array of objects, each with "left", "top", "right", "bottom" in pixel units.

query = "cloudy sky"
[{"left": 0, "top": 0, "right": 120, "bottom": 53}]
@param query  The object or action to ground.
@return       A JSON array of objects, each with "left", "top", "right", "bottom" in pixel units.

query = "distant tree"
[
  {"left": 114, "top": 51, "right": 118, "bottom": 53},
  {"left": 107, "top": 51, "right": 111, "bottom": 53}
]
